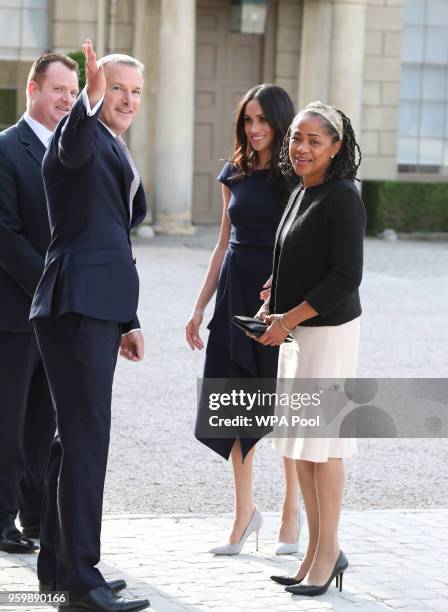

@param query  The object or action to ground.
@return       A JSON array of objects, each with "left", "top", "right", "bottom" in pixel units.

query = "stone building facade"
[{"left": 0, "top": 0, "right": 445, "bottom": 232}]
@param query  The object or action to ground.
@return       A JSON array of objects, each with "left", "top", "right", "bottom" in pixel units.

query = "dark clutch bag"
[
  {"left": 232, "top": 315, "right": 267, "bottom": 337},
  {"left": 232, "top": 315, "right": 293, "bottom": 342}
]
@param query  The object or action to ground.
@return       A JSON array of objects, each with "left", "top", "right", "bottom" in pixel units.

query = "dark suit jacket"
[
  {"left": 270, "top": 178, "right": 366, "bottom": 326},
  {"left": 0, "top": 119, "right": 50, "bottom": 333},
  {"left": 30, "top": 95, "right": 147, "bottom": 332}
]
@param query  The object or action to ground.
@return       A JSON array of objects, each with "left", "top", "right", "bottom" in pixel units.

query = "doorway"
[{"left": 193, "top": 0, "right": 269, "bottom": 223}]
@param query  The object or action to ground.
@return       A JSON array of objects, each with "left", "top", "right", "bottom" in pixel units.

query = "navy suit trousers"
[
  {"left": 33, "top": 314, "right": 121, "bottom": 592},
  {"left": 0, "top": 331, "right": 54, "bottom": 530}
]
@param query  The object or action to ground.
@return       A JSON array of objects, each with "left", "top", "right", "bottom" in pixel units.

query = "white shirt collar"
[
  {"left": 99, "top": 119, "right": 118, "bottom": 139},
  {"left": 23, "top": 112, "right": 53, "bottom": 147}
]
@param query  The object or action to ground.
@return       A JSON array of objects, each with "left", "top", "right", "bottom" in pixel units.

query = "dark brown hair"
[
  {"left": 229, "top": 84, "right": 296, "bottom": 188},
  {"left": 27, "top": 53, "right": 79, "bottom": 86}
]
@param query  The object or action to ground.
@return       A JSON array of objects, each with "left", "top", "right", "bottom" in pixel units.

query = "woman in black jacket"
[{"left": 253, "top": 101, "right": 366, "bottom": 597}]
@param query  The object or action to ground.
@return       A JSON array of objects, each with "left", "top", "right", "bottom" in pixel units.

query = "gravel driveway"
[{"left": 104, "top": 230, "right": 448, "bottom": 514}]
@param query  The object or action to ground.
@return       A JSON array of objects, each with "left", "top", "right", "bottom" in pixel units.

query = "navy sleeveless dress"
[{"left": 195, "top": 162, "right": 286, "bottom": 460}]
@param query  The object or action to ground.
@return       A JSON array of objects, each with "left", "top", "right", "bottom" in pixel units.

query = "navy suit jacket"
[
  {"left": 30, "top": 95, "right": 147, "bottom": 332},
  {"left": 0, "top": 118, "right": 50, "bottom": 333}
]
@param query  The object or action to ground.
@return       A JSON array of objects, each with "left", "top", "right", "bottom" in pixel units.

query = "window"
[
  {"left": 398, "top": 0, "right": 448, "bottom": 174},
  {"left": 0, "top": 88, "right": 17, "bottom": 131},
  {"left": 0, "top": 0, "right": 48, "bottom": 60}
]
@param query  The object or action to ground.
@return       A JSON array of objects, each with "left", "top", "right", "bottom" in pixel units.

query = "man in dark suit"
[
  {"left": 30, "top": 40, "right": 149, "bottom": 612},
  {"left": 0, "top": 53, "right": 79, "bottom": 553}
]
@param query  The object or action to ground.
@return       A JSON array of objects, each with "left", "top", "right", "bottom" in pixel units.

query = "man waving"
[{"left": 31, "top": 40, "right": 149, "bottom": 612}]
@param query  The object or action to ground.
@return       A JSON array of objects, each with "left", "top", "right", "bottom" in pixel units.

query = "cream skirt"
[{"left": 272, "top": 317, "right": 360, "bottom": 462}]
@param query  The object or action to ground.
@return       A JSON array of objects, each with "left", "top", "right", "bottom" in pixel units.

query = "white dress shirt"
[
  {"left": 81, "top": 87, "right": 105, "bottom": 118},
  {"left": 23, "top": 113, "right": 53, "bottom": 147}
]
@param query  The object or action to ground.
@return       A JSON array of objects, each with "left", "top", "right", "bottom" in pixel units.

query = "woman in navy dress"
[{"left": 186, "top": 85, "right": 302, "bottom": 554}]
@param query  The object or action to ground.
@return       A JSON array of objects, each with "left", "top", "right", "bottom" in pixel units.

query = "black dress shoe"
[
  {"left": 60, "top": 586, "right": 149, "bottom": 612},
  {"left": 22, "top": 525, "right": 40, "bottom": 539},
  {"left": 0, "top": 526, "right": 38, "bottom": 553},
  {"left": 39, "top": 580, "right": 127, "bottom": 594},
  {"left": 285, "top": 550, "right": 349, "bottom": 596},
  {"left": 270, "top": 575, "right": 302, "bottom": 586}
]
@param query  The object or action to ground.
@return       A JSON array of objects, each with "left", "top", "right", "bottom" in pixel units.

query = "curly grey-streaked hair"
[{"left": 279, "top": 108, "right": 362, "bottom": 183}]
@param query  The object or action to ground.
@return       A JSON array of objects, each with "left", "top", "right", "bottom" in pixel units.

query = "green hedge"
[
  {"left": 362, "top": 180, "right": 448, "bottom": 235},
  {"left": 67, "top": 51, "right": 86, "bottom": 90}
]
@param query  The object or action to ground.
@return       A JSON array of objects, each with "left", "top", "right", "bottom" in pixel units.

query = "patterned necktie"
[{"left": 116, "top": 135, "right": 140, "bottom": 224}]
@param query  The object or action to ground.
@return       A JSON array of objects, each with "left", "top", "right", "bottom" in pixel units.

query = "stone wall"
[
  {"left": 361, "top": 0, "right": 405, "bottom": 180},
  {"left": 274, "top": 0, "right": 302, "bottom": 108},
  {"left": 273, "top": 0, "right": 405, "bottom": 181},
  {"left": 0, "top": 0, "right": 414, "bottom": 223},
  {"left": 51, "top": 0, "right": 134, "bottom": 55},
  {"left": 0, "top": 60, "right": 30, "bottom": 118}
]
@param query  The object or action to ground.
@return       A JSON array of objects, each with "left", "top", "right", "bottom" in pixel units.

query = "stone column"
[
  {"left": 298, "top": 0, "right": 367, "bottom": 137},
  {"left": 129, "top": 0, "right": 160, "bottom": 225},
  {"left": 96, "top": 0, "right": 106, "bottom": 58},
  {"left": 153, "top": 0, "right": 196, "bottom": 234},
  {"left": 297, "top": 0, "right": 333, "bottom": 108},
  {"left": 328, "top": 0, "right": 367, "bottom": 142}
]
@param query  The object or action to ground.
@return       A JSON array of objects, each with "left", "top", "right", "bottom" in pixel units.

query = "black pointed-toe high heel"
[
  {"left": 335, "top": 571, "right": 343, "bottom": 590},
  {"left": 285, "top": 550, "right": 348, "bottom": 597},
  {"left": 270, "top": 575, "right": 302, "bottom": 586}
]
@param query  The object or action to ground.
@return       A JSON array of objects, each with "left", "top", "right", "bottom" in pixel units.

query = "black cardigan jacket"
[{"left": 270, "top": 177, "right": 366, "bottom": 326}]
